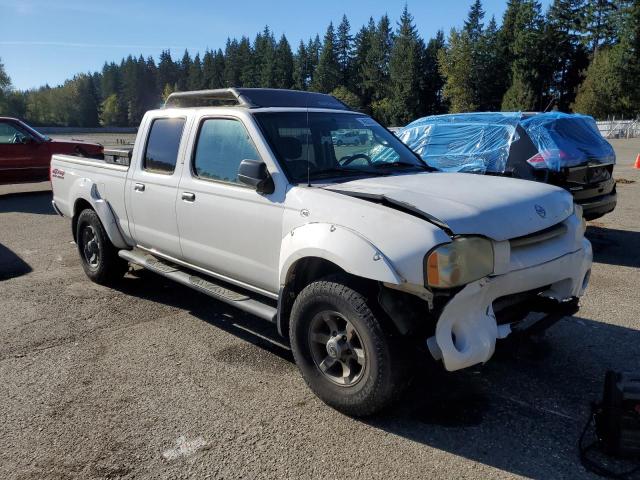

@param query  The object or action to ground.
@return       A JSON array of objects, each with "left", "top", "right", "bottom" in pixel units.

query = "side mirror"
[{"left": 238, "top": 159, "right": 274, "bottom": 194}]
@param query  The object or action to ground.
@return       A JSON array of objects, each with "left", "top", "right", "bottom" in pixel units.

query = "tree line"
[{"left": 0, "top": 0, "right": 638, "bottom": 127}]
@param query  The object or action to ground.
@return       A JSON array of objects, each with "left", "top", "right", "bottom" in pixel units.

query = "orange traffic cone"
[{"left": 635, "top": 154, "right": 640, "bottom": 169}]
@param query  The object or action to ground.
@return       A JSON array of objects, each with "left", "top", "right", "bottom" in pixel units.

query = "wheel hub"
[
  {"left": 308, "top": 311, "right": 366, "bottom": 386},
  {"left": 325, "top": 335, "right": 347, "bottom": 359},
  {"left": 81, "top": 225, "right": 100, "bottom": 268}
]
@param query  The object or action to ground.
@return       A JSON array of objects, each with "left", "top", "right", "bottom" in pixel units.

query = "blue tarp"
[{"left": 398, "top": 112, "right": 615, "bottom": 173}]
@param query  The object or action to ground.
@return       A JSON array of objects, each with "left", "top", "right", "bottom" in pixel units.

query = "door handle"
[
  {"left": 134, "top": 183, "right": 145, "bottom": 192},
  {"left": 181, "top": 192, "right": 196, "bottom": 202}
]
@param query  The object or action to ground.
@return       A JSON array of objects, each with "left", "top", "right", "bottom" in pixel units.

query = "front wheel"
[
  {"left": 76, "top": 209, "right": 128, "bottom": 285},
  {"left": 289, "top": 275, "right": 409, "bottom": 416}
]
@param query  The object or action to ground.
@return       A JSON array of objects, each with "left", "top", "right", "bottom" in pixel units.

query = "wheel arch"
[
  {"left": 276, "top": 223, "right": 404, "bottom": 337},
  {"left": 70, "top": 183, "right": 129, "bottom": 249},
  {"left": 277, "top": 256, "right": 380, "bottom": 338}
]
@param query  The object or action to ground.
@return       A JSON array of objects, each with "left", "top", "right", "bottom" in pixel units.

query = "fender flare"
[
  {"left": 71, "top": 180, "right": 129, "bottom": 250},
  {"left": 279, "top": 222, "right": 403, "bottom": 287}
]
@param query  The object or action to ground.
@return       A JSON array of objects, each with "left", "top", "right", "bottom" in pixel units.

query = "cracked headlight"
[{"left": 425, "top": 236, "right": 494, "bottom": 288}]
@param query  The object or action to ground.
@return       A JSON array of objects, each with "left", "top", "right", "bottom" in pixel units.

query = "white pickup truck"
[{"left": 51, "top": 88, "right": 592, "bottom": 416}]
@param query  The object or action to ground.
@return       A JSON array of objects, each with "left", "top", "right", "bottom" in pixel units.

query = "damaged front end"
[
  {"left": 382, "top": 212, "right": 592, "bottom": 373},
  {"left": 425, "top": 227, "right": 591, "bottom": 371}
]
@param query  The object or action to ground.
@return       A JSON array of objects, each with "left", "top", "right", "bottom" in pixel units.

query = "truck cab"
[{"left": 50, "top": 88, "right": 593, "bottom": 416}]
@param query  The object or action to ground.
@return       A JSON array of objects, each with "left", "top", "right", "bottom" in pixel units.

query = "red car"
[{"left": 0, "top": 117, "right": 103, "bottom": 185}]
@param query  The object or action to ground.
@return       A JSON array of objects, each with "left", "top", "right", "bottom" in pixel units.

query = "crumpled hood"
[{"left": 323, "top": 172, "right": 574, "bottom": 241}]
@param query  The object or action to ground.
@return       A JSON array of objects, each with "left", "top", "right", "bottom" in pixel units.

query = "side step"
[{"left": 118, "top": 249, "right": 277, "bottom": 322}]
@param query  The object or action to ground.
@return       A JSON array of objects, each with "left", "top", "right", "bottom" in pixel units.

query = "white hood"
[{"left": 323, "top": 172, "right": 574, "bottom": 241}]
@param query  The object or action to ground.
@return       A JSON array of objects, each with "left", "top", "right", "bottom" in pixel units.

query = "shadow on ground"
[
  {"left": 0, "top": 243, "right": 32, "bottom": 280},
  {"left": 586, "top": 225, "right": 640, "bottom": 268},
  {"left": 0, "top": 191, "right": 55, "bottom": 215},
  {"left": 109, "top": 268, "right": 640, "bottom": 478},
  {"left": 112, "top": 269, "right": 292, "bottom": 363}
]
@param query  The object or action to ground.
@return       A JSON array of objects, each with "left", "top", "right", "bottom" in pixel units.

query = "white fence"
[{"left": 596, "top": 119, "right": 640, "bottom": 139}]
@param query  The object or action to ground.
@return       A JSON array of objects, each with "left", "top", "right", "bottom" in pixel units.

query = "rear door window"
[{"left": 143, "top": 117, "right": 186, "bottom": 174}]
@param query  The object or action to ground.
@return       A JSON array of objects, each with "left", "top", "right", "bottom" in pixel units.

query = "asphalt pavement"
[{"left": 0, "top": 138, "right": 639, "bottom": 479}]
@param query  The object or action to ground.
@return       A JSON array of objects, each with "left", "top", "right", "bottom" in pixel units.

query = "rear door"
[
  {"left": 175, "top": 115, "right": 284, "bottom": 294},
  {"left": 127, "top": 115, "right": 188, "bottom": 258}
]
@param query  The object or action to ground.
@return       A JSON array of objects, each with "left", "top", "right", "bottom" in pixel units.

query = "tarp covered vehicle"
[{"left": 398, "top": 112, "right": 617, "bottom": 220}]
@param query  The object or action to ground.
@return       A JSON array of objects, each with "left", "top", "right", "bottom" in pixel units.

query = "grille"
[{"left": 509, "top": 222, "right": 568, "bottom": 249}]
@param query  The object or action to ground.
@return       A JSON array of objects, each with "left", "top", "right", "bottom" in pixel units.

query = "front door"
[
  {"left": 0, "top": 120, "right": 48, "bottom": 184},
  {"left": 176, "top": 117, "right": 284, "bottom": 294},
  {"left": 127, "top": 116, "right": 187, "bottom": 258}
]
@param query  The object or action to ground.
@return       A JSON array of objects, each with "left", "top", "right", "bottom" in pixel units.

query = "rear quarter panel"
[{"left": 51, "top": 154, "right": 132, "bottom": 244}]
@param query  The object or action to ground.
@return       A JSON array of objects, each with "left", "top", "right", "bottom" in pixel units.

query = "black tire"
[
  {"left": 76, "top": 209, "right": 128, "bottom": 285},
  {"left": 289, "top": 274, "right": 409, "bottom": 416}
]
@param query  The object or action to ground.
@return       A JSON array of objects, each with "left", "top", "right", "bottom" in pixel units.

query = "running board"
[{"left": 118, "top": 249, "right": 277, "bottom": 322}]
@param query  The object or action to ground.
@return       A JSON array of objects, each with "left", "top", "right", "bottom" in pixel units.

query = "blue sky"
[{"left": 1, "top": 0, "right": 551, "bottom": 90}]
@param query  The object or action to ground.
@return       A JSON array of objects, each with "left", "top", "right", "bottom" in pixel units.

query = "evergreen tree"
[
  {"left": 477, "top": 16, "right": 508, "bottom": 110},
  {"left": 496, "top": 0, "right": 524, "bottom": 102},
  {"left": 583, "top": 0, "right": 620, "bottom": 54},
  {"left": 439, "top": 29, "right": 477, "bottom": 112},
  {"left": 622, "top": 0, "right": 640, "bottom": 108},
  {"left": 100, "top": 62, "right": 121, "bottom": 98},
  {"left": 213, "top": 49, "right": 226, "bottom": 88},
  {"left": 336, "top": 15, "right": 353, "bottom": 87},
  {"left": 572, "top": 46, "right": 627, "bottom": 116},
  {"left": 502, "top": 0, "right": 546, "bottom": 110},
  {"left": 188, "top": 53, "right": 204, "bottom": 90},
  {"left": 306, "top": 34, "right": 322, "bottom": 87},
  {"left": 254, "top": 27, "right": 276, "bottom": 87},
  {"left": 142, "top": 56, "right": 160, "bottom": 111},
  {"left": 273, "top": 35, "right": 294, "bottom": 89},
  {"left": 544, "top": 0, "right": 589, "bottom": 111},
  {"left": 450, "top": 0, "right": 487, "bottom": 110},
  {"left": 312, "top": 22, "right": 341, "bottom": 93},
  {"left": 501, "top": 70, "right": 537, "bottom": 110},
  {"left": 224, "top": 38, "right": 241, "bottom": 87},
  {"left": 353, "top": 18, "right": 377, "bottom": 106},
  {"left": 388, "top": 6, "right": 424, "bottom": 124},
  {"left": 354, "top": 15, "right": 393, "bottom": 110},
  {"left": 202, "top": 50, "right": 215, "bottom": 88},
  {"left": 293, "top": 41, "right": 311, "bottom": 90},
  {"left": 157, "top": 50, "right": 178, "bottom": 93},
  {"left": 203, "top": 49, "right": 225, "bottom": 89},
  {"left": 177, "top": 50, "right": 192, "bottom": 90},
  {"left": 238, "top": 36, "right": 256, "bottom": 87},
  {"left": 464, "top": 0, "right": 485, "bottom": 42},
  {"left": 422, "top": 30, "right": 447, "bottom": 114}
]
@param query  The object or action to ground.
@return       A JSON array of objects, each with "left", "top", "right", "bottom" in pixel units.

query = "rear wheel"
[
  {"left": 76, "top": 209, "right": 128, "bottom": 285},
  {"left": 289, "top": 275, "right": 409, "bottom": 416}
]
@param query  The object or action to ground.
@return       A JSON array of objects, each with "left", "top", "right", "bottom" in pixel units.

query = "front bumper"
[{"left": 427, "top": 239, "right": 592, "bottom": 371}]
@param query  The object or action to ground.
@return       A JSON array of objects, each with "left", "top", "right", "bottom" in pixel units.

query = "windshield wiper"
[
  {"left": 372, "top": 161, "right": 432, "bottom": 171},
  {"left": 306, "top": 167, "right": 387, "bottom": 181}
]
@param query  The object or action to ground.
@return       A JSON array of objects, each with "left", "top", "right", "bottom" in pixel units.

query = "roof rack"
[{"left": 164, "top": 88, "right": 350, "bottom": 110}]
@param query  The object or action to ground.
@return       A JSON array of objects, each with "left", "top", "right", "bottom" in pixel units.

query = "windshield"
[
  {"left": 254, "top": 111, "right": 427, "bottom": 183},
  {"left": 18, "top": 120, "right": 50, "bottom": 142}
]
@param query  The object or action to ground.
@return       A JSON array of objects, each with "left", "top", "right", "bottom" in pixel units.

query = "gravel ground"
[{"left": 0, "top": 137, "right": 639, "bottom": 479}]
